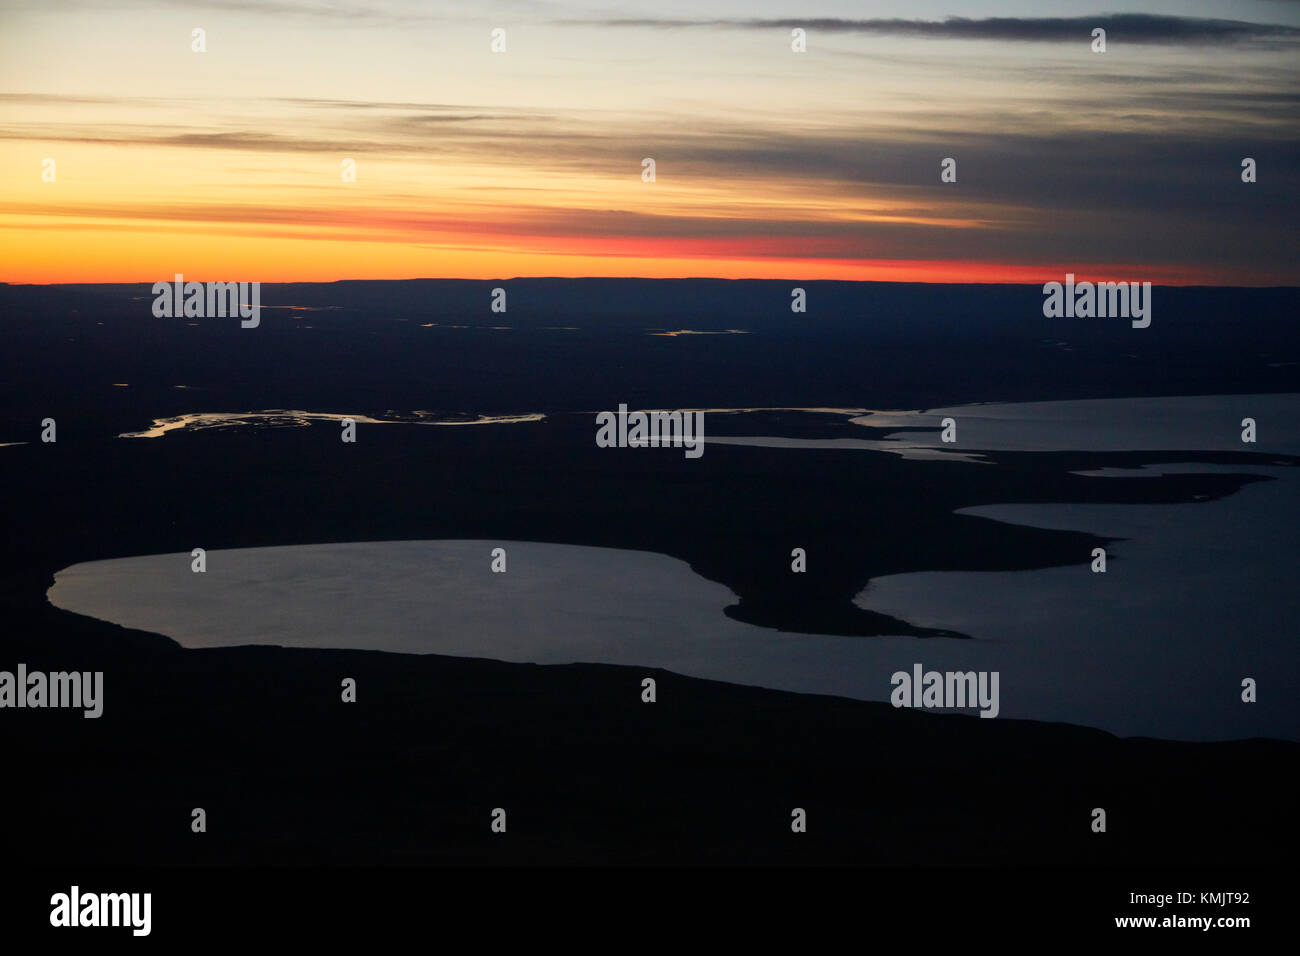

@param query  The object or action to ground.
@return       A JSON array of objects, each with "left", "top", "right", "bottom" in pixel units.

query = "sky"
[{"left": 1, "top": 0, "right": 1297, "bottom": 284}]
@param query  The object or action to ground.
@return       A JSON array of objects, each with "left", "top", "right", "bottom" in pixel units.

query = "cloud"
[
  {"left": 0, "top": 0, "right": 564, "bottom": 23},
  {"left": 563, "top": 14, "right": 1300, "bottom": 46}
]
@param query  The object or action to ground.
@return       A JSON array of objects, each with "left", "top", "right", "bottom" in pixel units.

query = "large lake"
[{"left": 47, "top": 394, "right": 1300, "bottom": 742}]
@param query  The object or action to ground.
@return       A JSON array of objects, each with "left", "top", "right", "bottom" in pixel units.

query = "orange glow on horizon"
[{"left": 0, "top": 227, "right": 1270, "bottom": 287}]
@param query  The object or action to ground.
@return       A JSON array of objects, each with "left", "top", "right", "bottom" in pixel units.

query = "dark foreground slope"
[{"left": 5, "top": 606, "right": 1296, "bottom": 867}]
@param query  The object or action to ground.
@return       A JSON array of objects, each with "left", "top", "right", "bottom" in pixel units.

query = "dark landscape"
[{"left": 2, "top": 279, "right": 1296, "bottom": 870}]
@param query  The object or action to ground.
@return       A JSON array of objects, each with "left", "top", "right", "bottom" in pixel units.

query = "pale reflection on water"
[{"left": 119, "top": 410, "right": 546, "bottom": 438}]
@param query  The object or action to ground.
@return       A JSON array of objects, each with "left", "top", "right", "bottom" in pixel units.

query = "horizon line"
[{"left": 4, "top": 276, "right": 1298, "bottom": 290}]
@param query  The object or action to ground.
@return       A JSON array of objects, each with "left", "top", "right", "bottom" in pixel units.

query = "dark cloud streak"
[{"left": 563, "top": 14, "right": 1300, "bottom": 46}]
